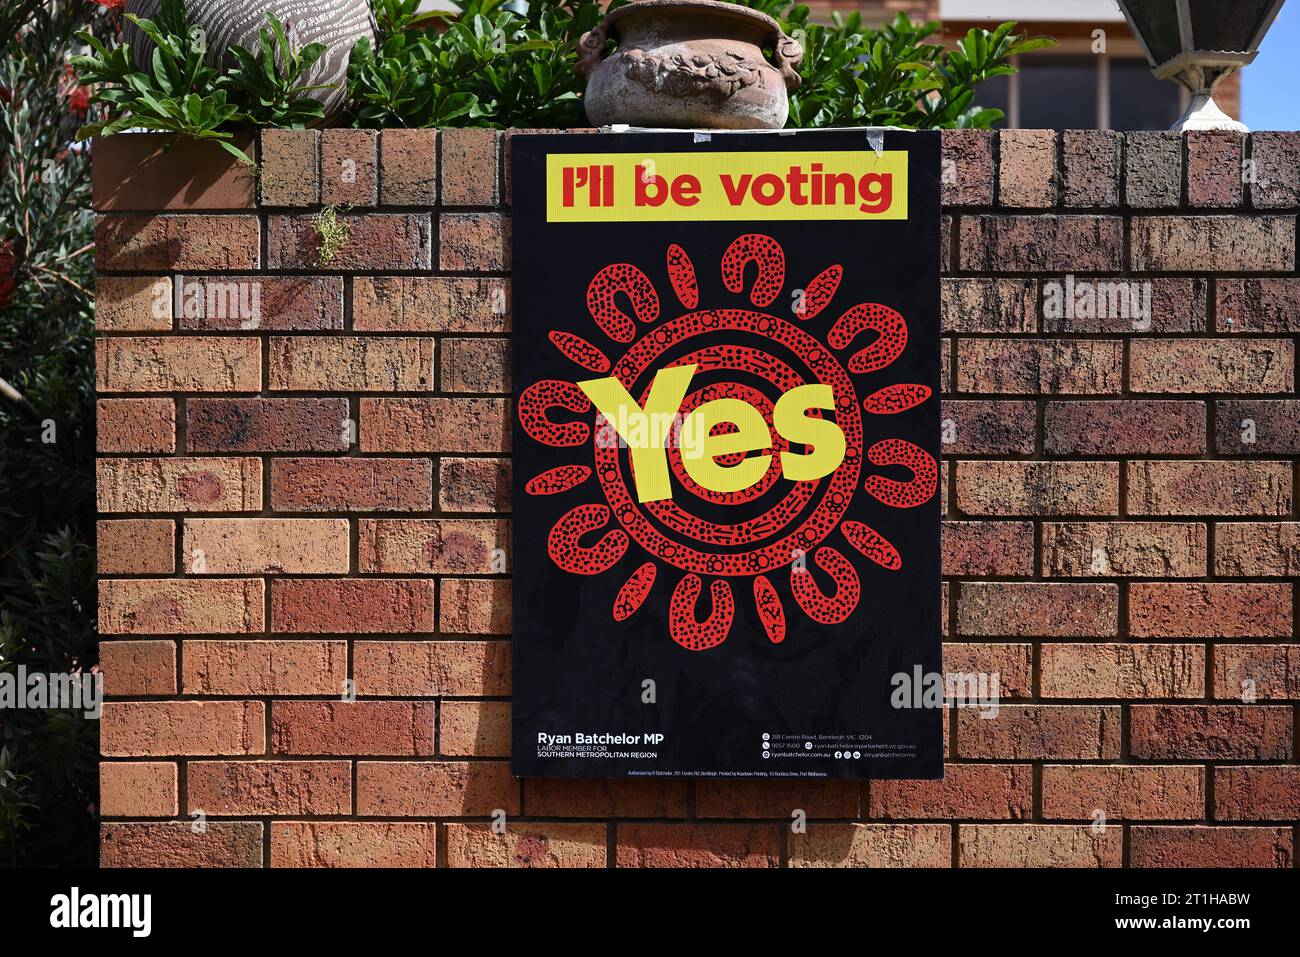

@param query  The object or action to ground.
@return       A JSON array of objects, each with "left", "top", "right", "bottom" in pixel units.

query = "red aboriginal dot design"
[
  {"left": 830, "top": 302, "right": 908, "bottom": 373},
  {"left": 721, "top": 234, "right": 785, "bottom": 308},
  {"left": 862, "top": 383, "right": 932, "bottom": 415},
  {"left": 863, "top": 438, "right": 938, "bottom": 509},
  {"left": 522, "top": 234, "right": 937, "bottom": 652},
  {"left": 548, "top": 330, "right": 611, "bottom": 373},
  {"left": 519, "top": 380, "right": 590, "bottom": 447},
  {"left": 587, "top": 263, "right": 659, "bottom": 342}
]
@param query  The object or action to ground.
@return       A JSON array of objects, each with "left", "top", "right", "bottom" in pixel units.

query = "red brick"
[
  {"left": 353, "top": 276, "right": 509, "bottom": 332},
  {"left": 187, "top": 760, "right": 351, "bottom": 815},
  {"left": 1131, "top": 826, "right": 1292, "bottom": 868},
  {"left": 1042, "top": 766, "right": 1204, "bottom": 821},
  {"left": 321, "top": 129, "right": 377, "bottom": 206},
  {"left": 267, "top": 213, "right": 431, "bottom": 271},
  {"left": 100, "top": 822, "right": 263, "bottom": 868},
  {"left": 1214, "top": 644, "right": 1300, "bottom": 700},
  {"left": 187, "top": 398, "right": 350, "bottom": 453},
  {"left": 523, "top": 778, "right": 687, "bottom": 818},
  {"left": 269, "top": 335, "right": 434, "bottom": 392},
  {"left": 270, "top": 458, "right": 432, "bottom": 512},
  {"left": 1131, "top": 706, "right": 1293, "bottom": 760},
  {"left": 940, "top": 400, "right": 1035, "bottom": 454},
  {"left": 96, "top": 336, "right": 260, "bottom": 392},
  {"left": 955, "top": 461, "right": 1119, "bottom": 516},
  {"left": 1124, "top": 131, "right": 1182, "bottom": 208},
  {"left": 957, "top": 583, "right": 1117, "bottom": 637},
  {"left": 790, "top": 824, "right": 951, "bottom": 867},
  {"left": 1187, "top": 131, "right": 1244, "bottom": 207},
  {"left": 1040, "top": 643, "right": 1204, "bottom": 699},
  {"left": 1131, "top": 216, "right": 1295, "bottom": 272},
  {"left": 1216, "top": 278, "right": 1300, "bottom": 332},
  {"left": 96, "top": 215, "right": 260, "bottom": 271},
  {"left": 960, "top": 216, "right": 1123, "bottom": 272},
  {"left": 1214, "top": 767, "right": 1300, "bottom": 819},
  {"left": 1215, "top": 400, "right": 1300, "bottom": 454},
  {"left": 1214, "top": 522, "right": 1300, "bottom": 576},
  {"left": 956, "top": 705, "right": 1120, "bottom": 759},
  {"left": 941, "top": 129, "right": 993, "bottom": 206},
  {"left": 943, "top": 642, "right": 1033, "bottom": 698},
  {"left": 100, "top": 762, "right": 177, "bottom": 817},
  {"left": 445, "top": 823, "right": 605, "bottom": 868},
  {"left": 1043, "top": 400, "right": 1205, "bottom": 455},
  {"left": 99, "top": 639, "right": 176, "bottom": 696},
  {"left": 958, "top": 825, "right": 1120, "bottom": 867},
  {"left": 1130, "top": 338, "right": 1293, "bottom": 393},
  {"left": 1030, "top": 312, "right": 1151, "bottom": 378},
  {"left": 271, "top": 579, "right": 435, "bottom": 634},
  {"left": 941, "top": 278, "right": 1035, "bottom": 333},
  {"left": 176, "top": 275, "right": 342, "bottom": 331},
  {"left": 439, "top": 457, "right": 511, "bottom": 512},
  {"left": 271, "top": 822, "right": 438, "bottom": 868},
  {"left": 360, "top": 398, "right": 510, "bottom": 453},
  {"left": 101, "top": 700, "right": 264, "bottom": 756},
  {"left": 615, "top": 824, "right": 779, "bottom": 868},
  {"left": 440, "top": 338, "right": 509, "bottom": 393},
  {"left": 97, "top": 457, "right": 262, "bottom": 513},
  {"left": 1041, "top": 522, "right": 1207, "bottom": 578},
  {"left": 182, "top": 640, "right": 346, "bottom": 696},
  {"left": 1248, "top": 131, "right": 1300, "bottom": 208},
  {"left": 439, "top": 213, "right": 510, "bottom": 271},
  {"left": 1129, "top": 582, "right": 1292, "bottom": 638},
  {"left": 998, "top": 129, "right": 1056, "bottom": 208},
  {"left": 354, "top": 640, "right": 510, "bottom": 696},
  {"left": 95, "top": 275, "right": 171, "bottom": 331},
  {"left": 97, "top": 519, "right": 174, "bottom": 574},
  {"left": 440, "top": 700, "right": 510, "bottom": 757},
  {"left": 1127, "top": 460, "right": 1292, "bottom": 516},
  {"left": 97, "top": 398, "right": 175, "bottom": 453},
  {"left": 440, "top": 129, "right": 501, "bottom": 206},
  {"left": 258, "top": 129, "right": 319, "bottom": 206},
  {"left": 98, "top": 578, "right": 263, "bottom": 635},
  {"left": 379, "top": 129, "right": 438, "bottom": 206},
  {"left": 694, "top": 779, "right": 859, "bottom": 819},
  {"left": 942, "top": 521, "right": 1034, "bottom": 576},
  {"left": 1041, "top": 278, "right": 1208, "bottom": 334},
  {"left": 183, "top": 518, "right": 348, "bottom": 574},
  {"left": 272, "top": 701, "right": 435, "bottom": 756},
  {"left": 1061, "top": 130, "right": 1119, "bottom": 207},
  {"left": 870, "top": 764, "right": 1031, "bottom": 820},
  {"left": 439, "top": 578, "right": 511, "bottom": 634},
  {"left": 356, "top": 761, "right": 519, "bottom": 816},
  {"left": 357, "top": 519, "right": 508, "bottom": 574}
]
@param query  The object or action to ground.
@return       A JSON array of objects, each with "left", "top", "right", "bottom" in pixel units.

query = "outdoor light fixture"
[{"left": 1116, "top": 0, "right": 1284, "bottom": 131}]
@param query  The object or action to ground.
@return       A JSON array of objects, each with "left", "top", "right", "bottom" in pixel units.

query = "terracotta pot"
[{"left": 576, "top": 0, "right": 803, "bottom": 130}]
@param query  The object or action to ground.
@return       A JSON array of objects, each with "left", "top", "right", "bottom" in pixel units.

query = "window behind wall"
[{"left": 973, "top": 54, "right": 1184, "bottom": 129}]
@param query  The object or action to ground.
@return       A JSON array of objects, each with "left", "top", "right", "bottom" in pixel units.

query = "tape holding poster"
[{"left": 511, "top": 130, "right": 942, "bottom": 780}]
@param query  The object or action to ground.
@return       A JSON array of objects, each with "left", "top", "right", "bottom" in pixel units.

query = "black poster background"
[{"left": 511, "top": 130, "right": 942, "bottom": 779}]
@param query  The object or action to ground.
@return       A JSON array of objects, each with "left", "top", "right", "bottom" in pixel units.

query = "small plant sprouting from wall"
[{"left": 312, "top": 205, "right": 351, "bottom": 266}]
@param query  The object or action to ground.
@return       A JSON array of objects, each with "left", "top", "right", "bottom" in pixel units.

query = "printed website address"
[{"left": 1114, "top": 917, "right": 1251, "bottom": 931}]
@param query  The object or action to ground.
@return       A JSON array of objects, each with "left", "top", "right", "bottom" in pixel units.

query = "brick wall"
[{"left": 95, "top": 127, "right": 1300, "bottom": 868}]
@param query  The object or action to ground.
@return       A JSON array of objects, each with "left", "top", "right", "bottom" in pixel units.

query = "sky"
[{"left": 1242, "top": 0, "right": 1300, "bottom": 130}]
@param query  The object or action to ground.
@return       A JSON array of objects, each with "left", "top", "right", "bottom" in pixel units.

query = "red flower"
[{"left": 68, "top": 84, "right": 90, "bottom": 114}]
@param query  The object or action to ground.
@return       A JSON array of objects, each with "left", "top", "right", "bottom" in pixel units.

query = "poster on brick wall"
[{"left": 511, "top": 130, "right": 942, "bottom": 780}]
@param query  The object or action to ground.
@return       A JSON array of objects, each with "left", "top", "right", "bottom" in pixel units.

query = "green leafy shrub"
[
  {"left": 347, "top": 0, "right": 612, "bottom": 129},
  {"left": 71, "top": 0, "right": 336, "bottom": 162}
]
